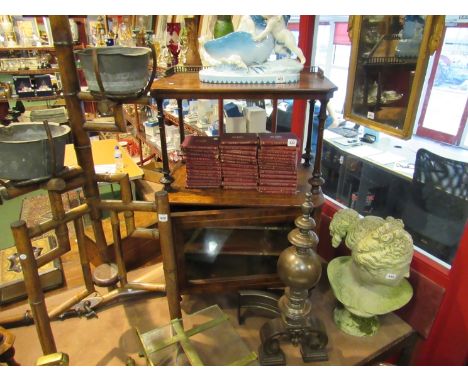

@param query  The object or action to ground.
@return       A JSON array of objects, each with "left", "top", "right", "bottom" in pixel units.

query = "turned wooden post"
[
  {"left": 11, "top": 221, "right": 57, "bottom": 355},
  {"left": 177, "top": 99, "right": 185, "bottom": 144},
  {"left": 156, "top": 191, "right": 181, "bottom": 319},
  {"left": 155, "top": 99, "right": 174, "bottom": 191},
  {"left": 0, "top": 327, "right": 19, "bottom": 366},
  {"left": 310, "top": 98, "right": 329, "bottom": 225},
  {"left": 49, "top": 16, "right": 108, "bottom": 260},
  {"left": 302, "top": 99, "right": 316, "bottom": 167}
]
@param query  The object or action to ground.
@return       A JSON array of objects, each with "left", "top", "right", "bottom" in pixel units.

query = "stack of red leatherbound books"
[
  {"left": 181, "top": 135, "right": 222, "bottom": 189},
  {"left": 257, "top": 133, "right": 299, "bottom": 194},
  {"left": 220, "top": 133, "right": 258, "bottom": 190}
]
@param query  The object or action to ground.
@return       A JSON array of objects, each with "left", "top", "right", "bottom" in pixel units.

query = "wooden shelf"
[
  {"left": 164, "top": 111, "right": 207, "bottom": 136},
  {"left": 162, "top": 164, "right": 313, "bottom": 208},
  {"left": 135, "top": 131, "right": 161, "bottom": 154},
  {"left": 122, "top": 103, "right": 207, "bottom": 137},
  {"left": 134, "top": 131, "right": 182, "bottom": 172},
  {"left": 124, "top": 112, "right": 139, "bottom": 130},
  {"left": 123, "top": 107, "right": 205, "bottom": 164},
  {"left": 8, "top": 94, "right": 61, "bottom": 102},
  {"left": 0, "top": 68, "right": 59, "bottom": 75},
  {"left": 0, "top": 43, "right": 86, "bottom": 53},
  {"left": 134, "top": 130, "right": 164, "bottom": 160},
  {"left": 363, "top": 36, "right": 418, "bottom": 66},
  {"left": 0, "top": 46, "right": 56, "bottom": 52}
]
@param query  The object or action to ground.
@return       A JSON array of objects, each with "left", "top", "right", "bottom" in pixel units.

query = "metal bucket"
[
  {"left": 76, "top": 46, "right": 151, "bottom": 96},
  {"left": 0, "top": 122, "right": 70, "bottom": 181}
]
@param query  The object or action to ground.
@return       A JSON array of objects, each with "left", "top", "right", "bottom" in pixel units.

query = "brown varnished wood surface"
[
  {"left": 144, "top": 163, "right": 317, "bottom": 207},
  {"left": 181, "top": 265, "right": 415, "bottom": 365},
  {"left": 4, "top": 270, "right": 415, "bottom": 365},
  {"left": 150, "top": 72, "right": 338, "bottom": 100},
  {"left": 1, "top": 210, "right": 416, "bottom": 365},
  {"left": 171, "top": 207, "right": 300, "bottom": 229}
]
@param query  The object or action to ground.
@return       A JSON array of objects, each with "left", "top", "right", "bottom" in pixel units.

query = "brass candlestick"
[
  {"left": 95, "top": 16, "right": 106, "bottom": 47},
  {"left": 259, "top": 192, "right": 328, "bottom": 365}
]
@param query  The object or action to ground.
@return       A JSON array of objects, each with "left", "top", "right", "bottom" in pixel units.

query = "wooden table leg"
[
  {"left": 302, "top": 99, "right": 316, "bottom": 167},
  {"left": 218, "top": 98, "right": 224, "bottom": 136},
  {"left": 271, "top": 99, "right": 278, "bottom": 133},
  {"left": 177, "top": 99, "right": 185, "bottom": 144},
  {"left": 155, "top": 99, "right": 174, "bottom": 191},
  {"left": 310, "top": 99, "right": 328, "bottom": 224}
]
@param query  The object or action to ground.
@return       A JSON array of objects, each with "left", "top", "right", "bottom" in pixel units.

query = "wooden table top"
[
  {"left": 150, "top": 71, "right": 338, "bottom": 100},
  {"left": 64, "top": 138, "right": 144, "bottom": 181}
]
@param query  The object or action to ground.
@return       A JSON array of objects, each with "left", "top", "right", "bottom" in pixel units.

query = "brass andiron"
[{"left": 258, "top": 192, "right": 328, "bottom": 365}]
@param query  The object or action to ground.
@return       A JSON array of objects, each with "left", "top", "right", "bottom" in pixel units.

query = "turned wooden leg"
[
  {"left": 156, "top": 99, "right": 174, "bottom": 191},
  {"left": 302, "top": 99, "right": 316, "bottom": 167}
]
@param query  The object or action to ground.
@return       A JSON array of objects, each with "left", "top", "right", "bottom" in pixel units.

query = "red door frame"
[
  {"left": 416, "top": 23, "right": 468, "bottom": 145},
  {"left": 412, "top": 220, "right": 468, "bottom": 365},
  {"left": 290, "top": 16, "right": 315, "bottom": 145},
  {"left": 321, "top": 198, "right": 468, "bottom": 365}
]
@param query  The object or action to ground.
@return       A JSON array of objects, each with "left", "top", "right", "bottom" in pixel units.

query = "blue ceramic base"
[
  {"left": 199, "top": 59, "right": 302, "bottom": 84},
  {"left": 199, "top": 69, "right": 300, "bottom": 84}
]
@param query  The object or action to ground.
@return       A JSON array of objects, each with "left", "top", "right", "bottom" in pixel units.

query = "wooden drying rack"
[{"left": 0, "top": 16, "right": 180, "bottom": 358}]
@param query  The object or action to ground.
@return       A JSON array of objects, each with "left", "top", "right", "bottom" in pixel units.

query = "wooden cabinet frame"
[{"left": 344, "top": 15, "right": 445, "bottom": 139}]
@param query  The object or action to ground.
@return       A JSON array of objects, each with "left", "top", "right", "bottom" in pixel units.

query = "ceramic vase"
[
  {"left": 214, "top": 16, "right": 234, "bottom": 39},
  {"left": 166, "top": 22, "right": 181, "bottom": 66},
  {"left": 69, "top": 18, "right": 79, "bottom": 43},
  {"left": 183, "top": 18, "right": 202, "bottom": 66}
]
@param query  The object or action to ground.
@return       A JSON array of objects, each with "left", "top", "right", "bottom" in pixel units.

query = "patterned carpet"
[
  {"left": 0, "top": 234, "right": 62, "bottom": 305},
  {"left": 20, "top": 191, "right": 82, "bottom": 238},
  {"left": 19, "top": 184, "right": 120, "bottom": 238}
]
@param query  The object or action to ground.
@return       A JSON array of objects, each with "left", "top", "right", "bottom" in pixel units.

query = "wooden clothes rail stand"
[{"left": 1, "top": 168, "right": 177, "bottom": 356}]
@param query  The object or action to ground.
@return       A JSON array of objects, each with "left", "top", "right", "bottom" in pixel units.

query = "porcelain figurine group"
[{"left": 199, "top": 15, "right": 305, "bottom": 84}]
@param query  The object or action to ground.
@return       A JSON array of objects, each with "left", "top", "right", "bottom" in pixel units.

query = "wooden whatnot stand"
[
  {"left": 143, "top": 69, "right": 338, "bottom": 317},
  {"left": 150, "top": 70, "right": 337, "bottom": 222},
  {"left": 150, "top": 71, "right": 337, "bottom": 191}
]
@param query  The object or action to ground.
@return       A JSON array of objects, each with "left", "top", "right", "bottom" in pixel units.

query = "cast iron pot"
[{"left": 0, "top": 122, "right": 70, "bottom": 181}]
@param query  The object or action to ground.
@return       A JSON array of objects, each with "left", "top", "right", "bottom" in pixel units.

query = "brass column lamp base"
[{"left": 258, "top": 192, "right": 328, "bottom": 365}]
